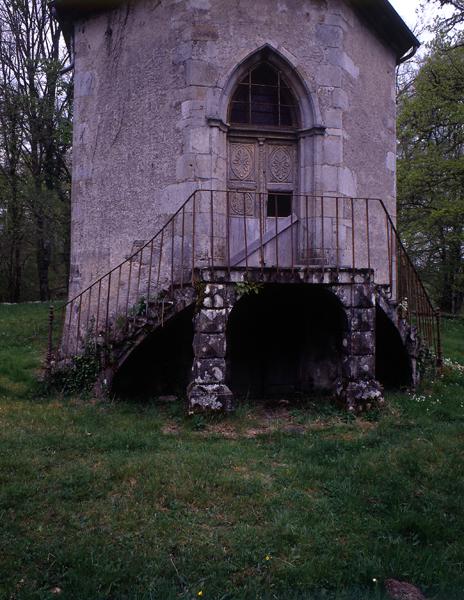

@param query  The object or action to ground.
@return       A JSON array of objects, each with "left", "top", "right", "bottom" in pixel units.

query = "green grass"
[
  {"left": 0, "top": 304, "right": 464, "bottom": 599},
  {"left": 441, "top": 316, "right": 464, "bottom": 365},
  {"left": 0, "top": 303, "right": 50, "bottom": 401}
]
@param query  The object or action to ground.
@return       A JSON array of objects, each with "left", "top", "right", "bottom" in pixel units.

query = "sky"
[
  {"left": 388, "top": 0, "right": 454, "bottom": 39},
  {"left": 389, "top": 0, "right": 423, "bottom": 30}
]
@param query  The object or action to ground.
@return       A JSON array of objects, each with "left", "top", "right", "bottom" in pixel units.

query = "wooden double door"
[{"left": 227, "top": 136, "right": 299, "bottom": 268}]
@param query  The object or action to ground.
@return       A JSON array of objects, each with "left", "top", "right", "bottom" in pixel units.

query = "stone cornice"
[
  {"left": 298, "top": 126, "right": 327, "bottom": 138},
  {"left": 207, "top": 118, "right": 327, "bottom": 140},
  {"left": 206, "top": 117, "right": 229, "bottom": 133}
]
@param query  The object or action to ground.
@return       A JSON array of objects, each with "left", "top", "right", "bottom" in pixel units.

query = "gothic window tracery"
[{"left": 229, "top": 63, "right": 298, "bottom": 128}]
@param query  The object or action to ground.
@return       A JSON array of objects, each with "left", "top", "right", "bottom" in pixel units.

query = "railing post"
[
  {"left": 171, "top": 219, "right": 175, "bottom": 294},
  {"left": 105, "top": 272, "right": 112, "bottom": 342},
  {"left": 351, "top": 197, "right": 355, "bottom": 280},
  {"left": 180, "top": 209, "right": 185, "bottom": 288},
  {"left": 274, "top": 195, "right": 279, "bottom": 273},
  {"left": 335, "top": 196, "right": 339, "bottom": 274},
  {"left": 435, "top": 309, "right": 443, "bottom": 368},
  {"left": 210, "top": 190, "right": 214, "bottom": 272},
  {"left": 226, "top": 190, "right": 231, "bottom": 275},
  {"left": 365, "top": 199, "right": 371, "bottom": 273},
  {"left": 192, "top": 193, "right": 196, "bottom": 284},
  {"left": 46, "top": 304, "right": 54, "bottom": 375},
  {"left": 243, "top": 192, "right": 249, "bottom": 274},
  {"left": 320, "top": 196, "right": 325, "bottom": 275}
]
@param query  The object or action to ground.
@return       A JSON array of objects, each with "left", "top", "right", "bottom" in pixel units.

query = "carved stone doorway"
[
  {"left": 227, "top": 135, "right": 298, "bottom": 267},
  {"left": 225, "top": 61, "right": 301, "bottom": 268}
]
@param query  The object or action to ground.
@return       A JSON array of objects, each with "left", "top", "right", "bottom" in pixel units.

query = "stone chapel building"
[{"left": 51, "top": 0, "right": 439, "bottom": 412}]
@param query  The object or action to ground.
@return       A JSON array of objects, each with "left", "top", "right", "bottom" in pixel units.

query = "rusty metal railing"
[{"left": 46, "top": 191, "right": 442, "bottom": 369}]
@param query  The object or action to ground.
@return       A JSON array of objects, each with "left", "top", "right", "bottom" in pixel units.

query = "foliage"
[
  {"left": 428, "top": 0, "right": 464, "bottom": 44},
  {"left": 39, "top": 308, "right": 102, "bottom": 397},
  {"left": 397, "top": 39, "right": 464, "bottom": 314},
  {"left": 193, "top": 279, "right": 207, "bottom": 311},
  {"left": 1, "top": 303, "right": 464, "bottom": 599},
  {"left": 416, "top": 344, "right": 438, "bottom": 382},
  {"left": 129, "top": 296, "right": 148, "bottom": 317},
  {"left": 236, "top": 279, "right": 264, "bottom": 299},
  {"left": 0, "top": 0, "right": 73, "bottom": 302},
  {"left": 47, "top": 342, "right": 101, "bottom": 396}
]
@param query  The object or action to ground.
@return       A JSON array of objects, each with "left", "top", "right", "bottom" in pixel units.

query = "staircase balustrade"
[{"left": 46, "top": 191, "right": 442, "bottom": 371}]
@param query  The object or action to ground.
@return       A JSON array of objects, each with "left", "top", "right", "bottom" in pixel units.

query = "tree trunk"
[
  {"left": 36, "top": 210, "right": 51, "bottom": 301},
  {"left": 6, "top": 178, "right": 22, "bottom": 302},
  {"left": 8, "top": 237, "right": 22, "bottom": 303},
  {"left": 440, "top": 235, "right": 463, "bottom": 315}
]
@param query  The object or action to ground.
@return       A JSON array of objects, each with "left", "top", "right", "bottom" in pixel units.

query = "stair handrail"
[
  {"left": 377, "top": 198, "right": 436, "bottom": 314},
  {"left": 60, "top": 190, "right": 198, "bottom": 313},
  {"left": 378, "top": 197, "right": 442, "bottom": 362},
  {"left": 45, "top": 191, "right": 443, "bottom": 372},
  {"left": 46, "top": 189, "right": 198, "bottom": 369}
]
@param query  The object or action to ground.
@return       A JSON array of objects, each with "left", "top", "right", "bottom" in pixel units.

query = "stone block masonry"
[
  {"left": 68, "top": 0, "right": 398, "bottom": 298},
  {"left": 188, "top": 283, "right": 235, "bottom": 412},
  {"left": 58, "top": 0, "right": 424, "bottom": 410},
  {"left": 187, "top": 271, "right": 383, "bottom": 414}
]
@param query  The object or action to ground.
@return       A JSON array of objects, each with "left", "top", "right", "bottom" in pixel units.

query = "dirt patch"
[
  {"left": 199, "top": 405, "right": 301, "bottom": 438},
  {"left": 322, "top": 420, "right": 378, "bottom": 441},
  {"left": 162, "top": 421, "right": 181, "bottom": 435},
  {"left": 323, "top": 431, "right": 357, "bottom": 441},
  {"left": 305, "top": 487, "right": 320, "bottom": 497},
  {"left": 203, "top": 423, "right": 239, "bottom": 438},
  {"left": 356, "top": 420, "right": 377, "bottom": 431},
  {"left": 232, "top": 465, "right": 250, "bottom": 473},
  {"left": 162, "top": 404, "right": 374, "bottom": 439},
  {"left": 282, "top": 424, "right": 307, "bottom": 434}
]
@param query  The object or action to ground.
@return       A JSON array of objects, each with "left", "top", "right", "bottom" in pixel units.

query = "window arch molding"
[{"left": 213, "top": 44, "right": 322, "bottom": 132}]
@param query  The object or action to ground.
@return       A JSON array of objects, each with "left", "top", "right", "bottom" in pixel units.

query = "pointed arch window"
[{"left": 229, "top": 63, "right": 298, "bottom": 128}]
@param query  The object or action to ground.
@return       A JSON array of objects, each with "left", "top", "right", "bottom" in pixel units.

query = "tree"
[
  {"left": 0, "top": 55, "right": 25, "bottom": 302},
  {"left": 397, "top": 40, "right": 464, "bottom": 314},
  {"left": 0, "top": 0, "right": 72, "bottom": 302},
  {"left": 428, "top": 0, "right": 464, "bottom": 44}
]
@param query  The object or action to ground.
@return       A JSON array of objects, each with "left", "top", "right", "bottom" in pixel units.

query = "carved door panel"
[
  {"left": 265, "top": 142, "right": 296, "bottom": 194},
  {"left": 227, "top": 140, "right": 262, "bottom": 266},
  {"left": 263, "top": 142, "right": 297, "bottom": 267},
  {"left": 227, "top": 138, "right": 298, "bottom": 268}
]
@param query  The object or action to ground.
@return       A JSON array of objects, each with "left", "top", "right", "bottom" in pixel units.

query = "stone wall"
[
  {"left": 69, "top": 0, "right": 398, "bottom": 300},
  {"left": 188, "top": 271, "right": 383, "bottom": 413}
]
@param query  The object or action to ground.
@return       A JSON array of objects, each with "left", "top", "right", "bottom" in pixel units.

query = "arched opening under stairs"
[
  {"left": 111, "top": 306, "right": 195, "bottom": 400},
  {"left": 375, "top": 306, "right": 413, "bottom": 389},
  {"left": 226, "top": 284, "right": 348, "bottom": 399}
]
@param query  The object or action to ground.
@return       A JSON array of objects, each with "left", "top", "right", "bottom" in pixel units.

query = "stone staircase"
[
  {"left": 46, "top": 190, "right": 442, "bottom": 411},
  {"left": 93, "top": 285, "right": 197, "bottom": 394}
]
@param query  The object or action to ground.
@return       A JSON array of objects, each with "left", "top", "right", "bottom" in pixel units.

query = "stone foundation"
[
  {"left": 334, "top": 281, "right": 385, "bottom": 412},
  {"left": 187, "top": 269, "right": 384, "bottom": 413},
  {"left": 188, "top": 282, "right": 235, "bottom": 412}
]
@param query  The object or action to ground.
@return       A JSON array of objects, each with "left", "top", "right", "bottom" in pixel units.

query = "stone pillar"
[
  {"left": 188, "top": 283, "right": 235, "bottom": 413},
  {"left": 334, "top": 282, "right": 384, "bottom": 412}
]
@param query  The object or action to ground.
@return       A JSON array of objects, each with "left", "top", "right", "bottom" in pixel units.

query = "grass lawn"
[{"left": 0, "top": 304, "right": 463, "bottom": 600}]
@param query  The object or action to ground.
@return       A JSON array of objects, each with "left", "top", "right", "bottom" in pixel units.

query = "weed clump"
[{"left": 46, "top": 341, "right": 101, "bottom": 396}]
